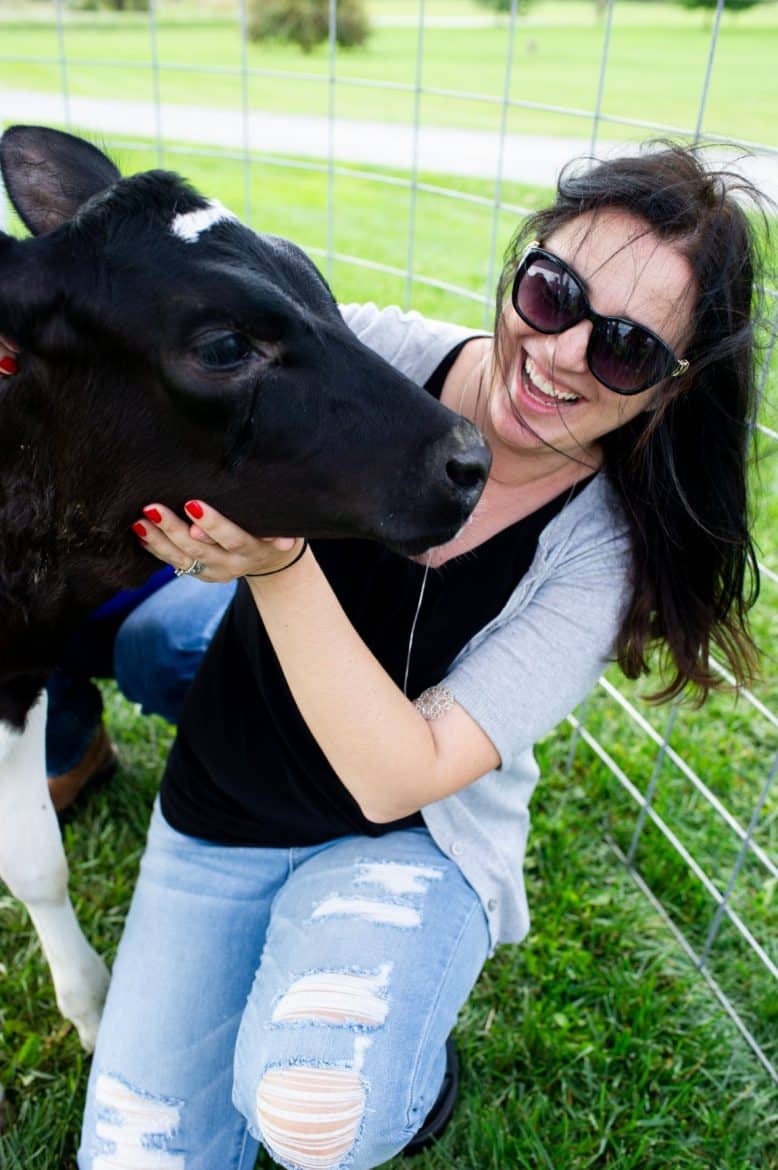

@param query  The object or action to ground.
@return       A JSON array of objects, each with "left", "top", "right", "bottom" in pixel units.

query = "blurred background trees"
[{"left": 248, "top": 0, "right": 370, "bottom": 52}]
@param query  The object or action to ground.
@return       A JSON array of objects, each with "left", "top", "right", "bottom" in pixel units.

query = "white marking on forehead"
[{"left": 170, "top": 199, "right": 237, "bottom": 243}]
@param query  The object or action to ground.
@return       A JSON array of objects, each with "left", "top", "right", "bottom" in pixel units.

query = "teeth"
[{"left": 524, "top": 355, "right": 579, "bottom": 402}]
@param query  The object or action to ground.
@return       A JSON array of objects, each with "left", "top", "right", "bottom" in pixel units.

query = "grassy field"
[
  {"left": 1, "top": 712, "right": 777, "bottom": 1169},
  {"left": 0, "top": 130, "right": 777, "bottom": 1166},
  {"left": 2, "top": 1, "right": 778, "bottom": 144}
]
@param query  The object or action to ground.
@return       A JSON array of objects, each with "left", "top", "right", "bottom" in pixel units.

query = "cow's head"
[{"left": 0, "top": 126, "right": 489, "bottom": 615}]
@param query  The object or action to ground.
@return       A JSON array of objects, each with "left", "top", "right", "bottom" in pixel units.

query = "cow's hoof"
[{"left": 57, "top": 952, "right": 110, "bottom": 1052}]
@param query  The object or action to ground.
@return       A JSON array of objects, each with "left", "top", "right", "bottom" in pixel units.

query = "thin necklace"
[
  {"left": 403, "top": 553, "right": 432, "bottom": 697},
  {"left": 403, "top": 344, "right": 488, "bottom": 697}
]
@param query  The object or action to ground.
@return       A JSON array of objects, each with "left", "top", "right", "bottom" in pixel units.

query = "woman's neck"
[{"left": 416, "top": 337, "right": 599, "bottom": 568}]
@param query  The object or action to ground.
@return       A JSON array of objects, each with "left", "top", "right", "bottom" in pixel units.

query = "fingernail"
[
  {"left": 131, "top": 522, "right": 148, "bottom": 538},
  {"left": 0, "top": 355, "right": 18, "bottom": 375},
  {"left": 185, "top": 500, "right": 204, "bottom": 520},
  {"left": 143, "top": 507, "right": 162, "bottom": 524}
]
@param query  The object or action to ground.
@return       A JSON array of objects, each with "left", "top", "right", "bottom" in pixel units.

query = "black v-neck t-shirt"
[{"left": 160, "top": 345, "right": 592, "bottom": 846}]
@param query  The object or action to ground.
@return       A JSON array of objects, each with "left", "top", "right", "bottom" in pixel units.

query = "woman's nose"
[{"left": 545, "top": 319, "right": 592, "bottom": 374}]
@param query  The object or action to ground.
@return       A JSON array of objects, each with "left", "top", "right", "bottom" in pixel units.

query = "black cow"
[{"left": 0, "top": 125, "right": 489, "bottom": 1048}]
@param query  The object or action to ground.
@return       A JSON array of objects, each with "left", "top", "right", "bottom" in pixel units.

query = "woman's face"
[{"left": 484, "top": 209, "right": 696, "bottom": 466}]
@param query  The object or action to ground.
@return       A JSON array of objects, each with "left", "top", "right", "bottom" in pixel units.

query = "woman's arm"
[
  {"left": 135, "top": 482, "right": 630, "bottom": 821},
  {"left": 134, "top": 502, "right": 500, "bottom": 822}
]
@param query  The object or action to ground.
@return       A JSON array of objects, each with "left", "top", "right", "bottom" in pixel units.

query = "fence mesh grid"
[{"left": 1, "top": 0, "right": 776, "bottom": 1085}]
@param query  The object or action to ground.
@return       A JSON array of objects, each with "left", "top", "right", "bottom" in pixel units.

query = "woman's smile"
[{"left": 517, "top": 350, "right": 584, "bottom": 411}]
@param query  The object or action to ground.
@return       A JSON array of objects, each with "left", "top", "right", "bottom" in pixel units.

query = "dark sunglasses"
[{"left": 511, "top": 242, "right": 690, "bottom": 396}]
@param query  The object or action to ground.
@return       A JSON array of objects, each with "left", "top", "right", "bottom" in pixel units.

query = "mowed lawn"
[
  {"left": 0, "top": 124, "right": 777, "bottom": 1170},
  {"left": 1, "top": 1, "right": 778, "bottom": 143}
]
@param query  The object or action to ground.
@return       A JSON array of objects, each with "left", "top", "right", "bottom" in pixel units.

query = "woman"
[{"left": 78, "top": 144, "right": 763, "bottom": 1170}]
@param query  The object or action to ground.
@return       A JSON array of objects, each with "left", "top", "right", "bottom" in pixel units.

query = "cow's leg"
[{"left": 0, "top": 692, "right": 109, "bottom": 1050}]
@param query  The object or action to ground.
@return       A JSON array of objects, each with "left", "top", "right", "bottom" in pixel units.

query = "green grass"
[
  {"left": 2, "top": 1, "right": 778, "bottom": 143},
  {"left": 1, "top": 712, "right": 776, "bottom": 1167},
  {"left": 0, "top": 133, "right": 777, "bottom": 1164}
]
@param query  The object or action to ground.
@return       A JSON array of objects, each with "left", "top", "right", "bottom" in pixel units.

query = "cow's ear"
[{"left": 0, "top": 125, "right": 120, "bottom": 236}]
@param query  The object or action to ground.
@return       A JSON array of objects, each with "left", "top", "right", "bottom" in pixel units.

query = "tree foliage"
[
  {"left": 248, "top": 0, "right": 370, "bottom": 53},
  {"left": 676, "top": 0, "right": 761, "bottom": 10},
  {"left": 70, "top": 0, "right": 150, "bottom": 10},
  {"left": 472, "top": 0, "right": 531, "bottom": 13}
]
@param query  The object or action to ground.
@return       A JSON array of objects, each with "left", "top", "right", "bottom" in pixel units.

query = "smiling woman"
[
  {"left": 489, "top": 147, "right": 764, "bottom": 698},
  {"left": 67, "top": 142, "right": 769, "bottom": 1170},
  {"left": 464, "top": 211, "right": 696, "bottom": 475}
]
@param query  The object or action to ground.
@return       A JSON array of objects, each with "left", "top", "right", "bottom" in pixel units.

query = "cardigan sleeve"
[{"left": 444, "top": 517, "right": 632, "bottom": 769}]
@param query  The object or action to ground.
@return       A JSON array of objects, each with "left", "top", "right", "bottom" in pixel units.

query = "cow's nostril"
[
  {"left": 446, "top": 449, "right": 490, "bottom": 493},
  {"left": 447, "top": 457, "right": 483, "bottom": 489}
]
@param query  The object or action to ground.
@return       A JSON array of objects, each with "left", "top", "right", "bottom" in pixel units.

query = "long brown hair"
[{"left": 495, "top": 144, "right": 770, "bottom": 700}]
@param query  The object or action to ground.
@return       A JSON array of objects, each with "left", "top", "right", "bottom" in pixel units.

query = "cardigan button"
[
  {"left": 487, "top": 898, "right": 498, "bottom": 912},
  {"left": 450, "top": 841, "right": 464, "bottom": 857}
]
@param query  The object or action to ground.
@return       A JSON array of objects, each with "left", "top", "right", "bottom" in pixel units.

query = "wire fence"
[{"left": 1, "top": 0, "right": 776, "bottom": 1085}]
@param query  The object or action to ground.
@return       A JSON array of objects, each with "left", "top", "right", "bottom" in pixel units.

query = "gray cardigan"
[{"left": 342, "top": 303, "right": 633, "bottom": 951}]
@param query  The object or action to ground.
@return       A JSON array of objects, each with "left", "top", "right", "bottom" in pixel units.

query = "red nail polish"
[
  {"left": 143, "top": 507, "right": 162, "bottom": 524},
  {"left": 131, "top": 522, "right": 148, "bottom": 538},
  {"left": 185, "top": 500, "right": 204, "bottom": 520},
  {"left": 0, "top": 355, "right": 18, "bottom": 375}
]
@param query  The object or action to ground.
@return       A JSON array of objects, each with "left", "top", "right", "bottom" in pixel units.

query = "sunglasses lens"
[
  {"left": 589, "top": 319, "right": 670, "bottom": 394},
  {"left": 515, "top": 255, "right": 585, "bottom": 332},
  {"left": 514, "top": 249, "right": 680, "bottom": 395}
]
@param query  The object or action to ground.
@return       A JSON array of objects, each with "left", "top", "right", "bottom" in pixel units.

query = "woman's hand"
[
  {"left": 0, "top": 334, "right": 20, "bottom": 376},
  {"left": 130, "top": 500, "right": 304, "bottom": 582}
]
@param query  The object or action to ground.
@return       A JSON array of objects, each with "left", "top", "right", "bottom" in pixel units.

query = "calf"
[{"left": 0, "top": 125, "right": 489, "bottom": 1050}]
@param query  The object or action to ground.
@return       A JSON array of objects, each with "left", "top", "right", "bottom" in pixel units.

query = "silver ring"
[{"left": 174, "top": 558, "right": 206, "bottom": 578}]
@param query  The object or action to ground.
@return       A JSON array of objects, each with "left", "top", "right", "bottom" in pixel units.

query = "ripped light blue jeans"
[{"left": 78, "top": 802, "right": 490, "bottom": 1170}]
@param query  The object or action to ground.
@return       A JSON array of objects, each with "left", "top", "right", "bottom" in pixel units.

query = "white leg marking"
[
  {"left": 311, "top": 896, "right": 420, "bottom": 928},
  {"left": 0, "top": 695, "right": 109, "bottom": 1049},
  {"left": 272, "top": 964, "right": 392, "bottom": 1027},
  {"left": 257, "top": 1067, "right": 365, "bottom": 1170},
  {"left": 93, "top": 1074, "right": 184, "bottom": 1170},
  {"left": 355, "top": 861, "right": 443, "bottom": 896}
]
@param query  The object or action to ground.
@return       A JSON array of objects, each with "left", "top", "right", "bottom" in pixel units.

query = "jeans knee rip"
[
  {"left": 310, "top": 894, "right": 421, "bottom": 929},
  {"left": 91, "top": 1072, "right": 185, "bottom": 1169},
  {"left": 353, "top": 861, "right": 444, "bottom": 896},
  {"left": 256, "top": 1061, "right": 368, "bottom": 1170},
  {"left": 272, "top": 963, "right": 392, "bottom": 1029}
]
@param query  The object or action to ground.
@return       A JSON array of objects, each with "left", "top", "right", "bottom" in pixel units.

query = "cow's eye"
[{"left": 196, "top": 332, "right": 252, "bottom": 370}]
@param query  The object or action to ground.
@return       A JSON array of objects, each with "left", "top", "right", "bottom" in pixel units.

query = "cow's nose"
[
  {"left": 447, "top": 449, "right": 490, "bottom": 491},
  {"left": 445, "top": 423, "right": 491, "bottom": 503}
]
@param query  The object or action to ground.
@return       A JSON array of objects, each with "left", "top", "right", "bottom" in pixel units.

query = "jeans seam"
[
  {"left": 235, "top": 1121, "right": 254, "bottom": 1170},
  {"left": 402, "top": 895, "right": 484, "bottom": 1136}
]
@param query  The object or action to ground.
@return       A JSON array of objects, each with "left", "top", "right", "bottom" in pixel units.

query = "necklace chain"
[{"left": 403, "top": 554, "right": 432, "bottom": 697}]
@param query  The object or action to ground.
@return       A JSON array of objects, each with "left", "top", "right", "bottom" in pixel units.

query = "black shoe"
[{"left": 403, "top": 1037, "right": 460, "bottom": 1156}]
